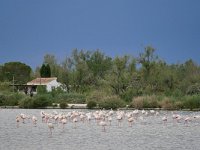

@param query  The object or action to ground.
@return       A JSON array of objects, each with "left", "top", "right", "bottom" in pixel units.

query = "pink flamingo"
[
  {"left": 61, "top": 118, "right": 67, "bottom": 130},
  {"left": 108, "top": 116, "right": 112, "bottom": 126},
  {"left": 128, "top": 117, "right": 134, "bottom": 127},
  {"left": 16, "top": 116, "right": 20, "bottom": 128},
  {"left": 20, "top": 113, "right": 26, "bottom": 123},
  {"left": 116, "top": 115, "right": 123, "bottom": 127},
  {"left": 47, "top": 122, "right": 54, "bottom": 136},
  {"left": 162, "top": 116, "right": 167, "bottom": 124},
  {"left": 32, "top": 116, "right": 37, "bottom": 126},
  {"left": 99, "top": 118, "right": 107, "bottom": 132},
  {"left": 73, "top": 117, "right": 78, "bottom": 128}
]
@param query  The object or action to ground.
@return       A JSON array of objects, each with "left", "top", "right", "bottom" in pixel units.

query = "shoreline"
[{"left": 1, "top": 105, "right": 200, "bottom": 111}]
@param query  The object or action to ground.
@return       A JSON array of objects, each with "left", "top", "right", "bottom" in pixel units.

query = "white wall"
[{"left": 46, "top": 80, "right": 62, "bottom": 92}]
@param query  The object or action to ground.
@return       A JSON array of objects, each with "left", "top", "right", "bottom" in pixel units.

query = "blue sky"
[{"left": 0, "top": 0, "right": 200, "bottom": 69}]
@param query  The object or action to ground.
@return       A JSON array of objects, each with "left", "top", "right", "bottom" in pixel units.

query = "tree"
[
  {"left": 43, "top": 54, "right": 58, "bottom": 77},
  {"left": 87, "top": 50, "right": 112, "bottom": 80},
  {"left": 40, "top": 64, "right": 51, "bottom": 77},
  {"left": 0, "top": 65, "right": 3, "bottom": 81},
  {"left": 2, "top": 62, "right": 32, "bottom": 84},
  {"left": 138, "top": 46, "right": 158, "bottom": 80},
  {"left": 106, "top": 56, "right": 132, "bottom": 96},
  {"left": 67, "top": 49, "right": 92, "bottom": 92}
]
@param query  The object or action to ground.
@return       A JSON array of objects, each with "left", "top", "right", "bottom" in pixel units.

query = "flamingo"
[
  {"left": 108, "top": 116, "right": 112, "bottom": 126},
  {"left": 150, "top": 110, "right": 155, "bottom": 115},
  {"left": 40, "top": 111, "right": 46, "bottom": 122},
  {"left": 80, "top": 114, "right": 86, "bottom": 123},
  {"left": 116, "top": 115, "right": 123, "bottom": 127},
  {"left": 141, "top": 109, "right": 146, "bottom": 114},
  {"left": 86, "top": 113, "right": 92, "bottom": 124},
  {"left": 61, "top": 118, "right": 67, "bottom": 130},
  {"left": 162, "top": 116, "right": 167, "bottom": 124},
  {"left": 32, "top": 116, "right": 37, "bottom": 126},
  {"left": 108, "top": 109, "right": 114, "bottom": 116},
  {"left": 175, "top": 115, "right": 182, "bottom": 123},
  {"left": 128, "top": 117, "right": 134, "bottom": 127},
  {"left": 20, "top": 113, "right": 26, "bottom": 123},
  {"left": 47, "top": 122, "right": 54, "bottom": 135},
  {"left": 16, "top": 116, "right": 20, "bottom": 128},
  {"left": 184, "top": 116, "right": 191, "bottom": 125},
  {"left": 73, "top": 117, "right": 78, "bottom": 128},
  {"left": 54, "top": 115, "right": 59, "bottom": 124},
  {"left": 99, "top": 118, "right": 107, "bottom": 132}
]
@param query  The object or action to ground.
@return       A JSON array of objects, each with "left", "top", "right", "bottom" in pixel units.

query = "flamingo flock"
[{"left": 15, "top": 109, "right": 200, "bottom": 136}]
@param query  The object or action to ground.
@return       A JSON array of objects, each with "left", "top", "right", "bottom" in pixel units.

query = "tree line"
[{"left": 1, "top": 46, "right": 200, "bottom": 102}]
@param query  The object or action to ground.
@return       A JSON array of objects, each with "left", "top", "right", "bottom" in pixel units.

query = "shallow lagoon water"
[{"left": 0, "top": 109, "right": 200, "bottom": 150}]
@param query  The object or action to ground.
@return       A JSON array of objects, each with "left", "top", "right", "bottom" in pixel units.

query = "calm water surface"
[{"left": 0, "top": 109, "right": 200, "bottom": 150}]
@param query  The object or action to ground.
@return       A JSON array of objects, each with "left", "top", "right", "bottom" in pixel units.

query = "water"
[{"left": 0, "top": 109, "right": 200, "bottom": 150}]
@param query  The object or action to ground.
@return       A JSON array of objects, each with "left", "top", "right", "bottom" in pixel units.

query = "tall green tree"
[
  {"left": 2, "top": 62, "right": 32, "bottom": 84},
  {"left": 43, "top": 54, "right": 58, "bottom": 77},
  {"left": 40, "top": 63, "right": 51, "bottom": 77},
  {"left": 0, "top": 65, "right": 3, "bottom": 81},
  {"left": 87, "top": 50, "right": 112, "bottom": 79},
  {"left": 70, "top": 49, "right": 92, "bottom": 92},
  {"left": 106, "top": 56, "right": 132, "bottom": 96},
  {"left": 138, "top": 46, "right": 158, "bottom": 79}
]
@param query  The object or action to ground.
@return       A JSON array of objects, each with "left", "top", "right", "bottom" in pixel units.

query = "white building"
[{"left": 27, "top": 77, "right": 62, "bottom": 93}]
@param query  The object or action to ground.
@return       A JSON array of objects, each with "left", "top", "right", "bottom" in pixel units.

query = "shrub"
[
  {"left": 0, "top": 93, "right": 24, "bottom": 106},
  {"left": 57, "top": 93, "right": 86, "bottom": 104},
  {"left": 174, "top": 101, "right": 184, "bottom": 110},
  {"left": 143, "top": 95, "right": 159, "bottom": 108},
  {"left": 0, "top": 82, "right": 11, "bottom": 92},
  {"left": 131, "top": 97, "right": 144, "bottom": 109},
  {"left": 98, "top": 96, "right": 125, "bottom": 110},
  {"left": 50, "top": 87, "right": 64, "bottom": 97},
  {"left": 19, "top": 95, "right": 51, "bottom": 109},
  {"left": 87, "top": 90, "right": 107, "bottom": 102},
  {"left": 87, "top": 100, "right": 97, "bottom": 109},
  {"left": 120, "top": 88, "right": 137, "bottom": 102},
  {"left": 59, "top": 101, "right": 68, "bottom": 109},
  {"left": 159, "top": 97, "right": 174, "bottom": 109},
  {"left": 186, "top": 84, "right": 200, "bottom": 95},
  {"left": 0, "top": 93, "right": 6, "bottom": 106},
  {"left": 33, "top": 95, "right": 50, "bottom": 108},
  {"left": 131, "top": 95, "right": 159, "bottom": 109},
  {"left": 37, "top": 85, "right": 47, "bottom": 94},
  {"left": 19, "top": 97, "right": 34, "bottom": 108},
  {"left": 183, "top": 95, "right": 200, "bottom": 110}
]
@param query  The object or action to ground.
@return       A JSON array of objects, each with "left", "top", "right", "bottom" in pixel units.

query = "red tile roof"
[{"left": 27, "top": 77, "right": 57, "bottom": 85}]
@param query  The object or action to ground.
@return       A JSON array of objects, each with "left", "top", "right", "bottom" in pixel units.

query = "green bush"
[
  {"left": 59, "top": 101, "right": 68, "bottom": 109},
  {"left": 87, "top": 100, "right": 97, "bottom": 109},
  {"left": 158, "top": 97, "right": 174, "bottom": 109},
  {"left": 174, "top": 101, "right": 184, "bottom": 110},
  {"left": 0, "top": 93, "right": 24, "bottom": 106},
  {"left": 120, "top": 88, "right": 137, "bottom": 102},
  {"left": 19, "top": 97, "right": 34, "bottom": 108},
  {"left": 33, "top": 95, "right": 50, "bottom": 108},
  {"left": 50, "top": 87, "right": 64, "bottom": 97},
  {"left": 131, "top": 96, "right": 144, "bottom": 109},
  {"left": 183, "top": 95, "right": 200, "bottom": 110},
  {"left": 57, "top": 93, "right": 86, "bottom": 104},
  {"left": 186, "top": 84, "right": 200, "bottom": 95},
  {"left": 98, "top": 96, "right": 125, "bottom": 110},
  {"left": 0, "top": 93, "right": 6, "bottom": 106},
  {"left": 0, "top": 82, "right": 11, "bottom": 92},
  {"left": 143, "top": 95, "right": 159, "bottom": 108},
  {"left": 87, "top": 90, "right": 108, "bottom": 101},
  {"left": 37, "top": 85, "right": 47, "bottom": 94},
  {"left": 131, "top": 95, "right": 159, "bottom": 109}
]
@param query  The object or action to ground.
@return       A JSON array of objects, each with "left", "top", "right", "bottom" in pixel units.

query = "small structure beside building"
[{"left": 26, "top": 77, "right": 62, "bottom": 94}]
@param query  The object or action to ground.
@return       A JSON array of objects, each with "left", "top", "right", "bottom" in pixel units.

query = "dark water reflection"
[{"left": 0, "top": 109, "right": 200, "bottom": 150}]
